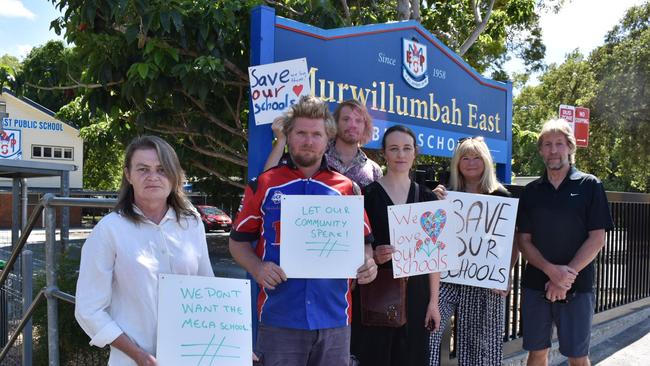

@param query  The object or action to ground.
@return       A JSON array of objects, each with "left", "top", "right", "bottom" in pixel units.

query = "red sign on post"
[
  {"left": 558, "top": 105, "right": 589, "bottom": 148},
  {"left": 559, "top": 104, "right": 575, "bottom": 123},
  {"left": 574, "top": 107, "right": 590, "bottom": 147}
]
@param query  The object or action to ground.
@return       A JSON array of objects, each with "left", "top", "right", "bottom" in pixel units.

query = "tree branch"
[
  {"left": 183, "top": 139, "right": 247, "bottom": 167},
  {"left": 459, "top": 0, "right": 496, "bottom": 56},
  {"left": 24, "top": 80, "right": 123, "bottom": 91},
  {"left": 178, "top": 89, "right": 247, "bottom": 140},
  {"left": 397, "top": 0, "right": 410, "bottom": 20},
  {"left": 410, "top": 0, "right": 420, "bottom": 22},
  {"left": 340, "top": 0, "right": 351, "bottom": 25},
  {"left": 264, "top": 0, "right": 304, "bottom": 16},
  {"left": 191, "top": 159, "right": 246, "bottom": 189}
]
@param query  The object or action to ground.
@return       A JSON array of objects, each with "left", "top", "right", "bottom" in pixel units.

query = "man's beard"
[
  {"left": 545, "top": 156, "right": 569, "bottom": 170},
  {"left": 292, "top": 150, "right": 321, "bottom": 168},
  {"left": 338, "top": 131, "right": 360, "bottom": 145}
]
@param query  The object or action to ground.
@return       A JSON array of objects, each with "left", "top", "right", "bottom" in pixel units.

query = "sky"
[{"left": 0, "top": 0, "right": 647, "bottom": 74}]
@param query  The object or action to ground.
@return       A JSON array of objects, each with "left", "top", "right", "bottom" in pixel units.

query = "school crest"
[
  {"left": 0, "top": 128, "right": 22, "bottom": 159},
  {"left": 402, "top": 38, "right": 429, "bottom": 89}
]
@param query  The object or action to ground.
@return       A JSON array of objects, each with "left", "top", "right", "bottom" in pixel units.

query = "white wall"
[{"left": 0, "top": 91, "right": 84, "bottom": 189}]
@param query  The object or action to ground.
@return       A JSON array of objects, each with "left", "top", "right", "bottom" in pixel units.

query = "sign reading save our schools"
[
  {"left": 387, "top": 200, "right": 460, "bottom": 278},
  {"left": 248, "top": 58, "right": 311, "bottom": 125},
  {"left": 280, "top": 195, "right": 365, "bottom": 278},
  {"left": 440, "top": 192, "right": 518, "bottom": 291},
  {"left": 156, "top": 274, "right": 252, "bottom": 366}
]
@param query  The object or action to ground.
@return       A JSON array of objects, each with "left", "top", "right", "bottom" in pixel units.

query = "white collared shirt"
[{"left": 74, "top": 206, "right": 214, "bottom": 365}]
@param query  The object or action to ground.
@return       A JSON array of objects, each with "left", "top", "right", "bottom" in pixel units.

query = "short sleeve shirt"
[
  {"left": 230, "top": 157, "right": 373, "bottom": 330},
  {"left": 517, "top": 166, "right": 614, "bottom": 292}
]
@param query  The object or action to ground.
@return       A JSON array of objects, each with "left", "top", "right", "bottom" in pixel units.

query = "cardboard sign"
[
  {"left": 156, "top": 275, "right": 252, "bottom": 366},
  {"left": 248, "top": 58, "right": 310, "bottom": 125},
  {"left": 387, "top": 200, "right": 460, "bottom": 278},
  {"left": 280, "top": 195, "right": 365, "bottom": 278},
  {"left": 440, "top": 192, "right": 519, "bottom": 291}
]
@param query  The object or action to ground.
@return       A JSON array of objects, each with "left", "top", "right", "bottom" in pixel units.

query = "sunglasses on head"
[{"left": 457, "top": 136, "right": 484, "bottom": 144}]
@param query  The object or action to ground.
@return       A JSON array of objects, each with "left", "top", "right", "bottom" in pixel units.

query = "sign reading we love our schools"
[{"left": 248, "top": 6, "right": 513, "bottom": 182}]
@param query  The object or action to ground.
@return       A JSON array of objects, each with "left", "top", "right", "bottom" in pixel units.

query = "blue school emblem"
[{"left": 402, "top": 38, "right": 429, "bottom": 89}]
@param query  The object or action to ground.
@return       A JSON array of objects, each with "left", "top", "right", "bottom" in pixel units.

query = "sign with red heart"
[{"left": 248, "top": 57, "right": 311, "bottom": 125}]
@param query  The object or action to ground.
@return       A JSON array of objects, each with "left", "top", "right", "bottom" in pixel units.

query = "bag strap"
[{"left": 413, "top": 181, "right": 420, "bottom": 202}]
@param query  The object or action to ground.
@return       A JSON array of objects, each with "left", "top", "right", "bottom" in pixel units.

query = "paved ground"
[{"left": 591, "top": 314, "right": 650, "bottom": 365}]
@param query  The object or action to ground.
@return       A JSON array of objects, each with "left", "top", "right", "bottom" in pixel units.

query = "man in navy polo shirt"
[
  {"left": 517, "top": 119, "right": 614, "bottom": 366},
  {"left": 229, "top": 96, "right": 378, "bottom": 366}
]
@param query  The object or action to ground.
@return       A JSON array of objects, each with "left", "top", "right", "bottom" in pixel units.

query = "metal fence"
[{"left": 443, "top": 189, "right": 650, "bottom": 362}]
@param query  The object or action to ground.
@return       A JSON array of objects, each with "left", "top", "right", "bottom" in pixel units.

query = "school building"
[{"left": 0, "top": 87, "right": 84, "bottom": 228}]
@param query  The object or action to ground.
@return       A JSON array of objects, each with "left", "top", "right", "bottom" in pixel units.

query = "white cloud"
[
  {"left": 16, "top": 44, "right": 33, "bottom": 58},
  {"left": 0, "top": 0, "right": 36, "bottom": 20},
  {"left": 540, "top": 0, "right": 646, "bottom": 65}
]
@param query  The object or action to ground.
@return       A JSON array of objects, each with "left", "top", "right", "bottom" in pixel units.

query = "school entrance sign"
[{"left": 249, "top": 6, "right": 513, "bottom": 182}]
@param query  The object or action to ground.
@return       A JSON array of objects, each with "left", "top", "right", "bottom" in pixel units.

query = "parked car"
[{"left": 196, "top": 205, "right": 232, "bottom": 232}]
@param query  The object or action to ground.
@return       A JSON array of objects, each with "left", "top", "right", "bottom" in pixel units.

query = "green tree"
[
  {"left": 57, "top": 97, "right": 127, "bottom": 190},
  {"left": 15, "top": 40, "right": 78, "bottom": 112},
  {"left": 512, "top": 1, "right": 650, "bottom": 192},
  {"left": 589, "top": 1, "right": 650, "bottom": 191},
  {"left": 0, "top": 1, "right": 562, "bottom": 190}
]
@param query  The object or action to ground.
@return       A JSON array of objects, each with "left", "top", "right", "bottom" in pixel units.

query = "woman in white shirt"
[{"left": 75, "top": 135, "right": 214, "bottom": 366}]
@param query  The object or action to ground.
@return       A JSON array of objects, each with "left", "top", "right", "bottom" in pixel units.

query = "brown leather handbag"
[{"left": 360, "top": 267, "right": 407, "bottom": 327}]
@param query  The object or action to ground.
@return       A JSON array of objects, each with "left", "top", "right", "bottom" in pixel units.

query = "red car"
[{"left": 196, "top": 205, "right": 232, "bottom": 232}]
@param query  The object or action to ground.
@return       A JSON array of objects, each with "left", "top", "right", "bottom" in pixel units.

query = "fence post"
[
  {"left": 44, "top": 203, "right": 59, "bottom": 366},
  {"left": 22, "top": 250, "right": 33, "bottom": 366}
]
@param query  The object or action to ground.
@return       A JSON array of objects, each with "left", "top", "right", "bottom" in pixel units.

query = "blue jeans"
[{"left": 255, "top": 324, "right": 351, "bottom": 366}]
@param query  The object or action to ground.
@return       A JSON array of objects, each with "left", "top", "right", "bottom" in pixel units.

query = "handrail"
[
  {"left": 0, "top": 290, "right": 46, "bottom": 361},
  {"left": 0, "top": 195, "right": 117, "bottom": 290},
  {"left": 0, "top": 199, "right": 47, "bottom": 289},
  {"left": 0, "top": 194, "right": 117, "bottom": 365}
]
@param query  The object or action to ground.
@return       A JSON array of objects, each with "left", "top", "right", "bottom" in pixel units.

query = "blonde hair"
[
  {"left": 537, "top": 118, "right": 577, "bottom": 164},
  {"left": 115, "top": 135, "right": 196, "bottom": 223},
  {"left": 449, "top": 137, "right": 504, "bottom": 194},
  {"left": 333, "top": 99, "right": 373, "bottom": 145},
  {"left": 282, "top": 95, "right": 337, "bottom": 139}
]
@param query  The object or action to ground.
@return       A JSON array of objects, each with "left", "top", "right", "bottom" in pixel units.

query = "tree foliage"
[
  {"left": 1, "top": 0, "right": 558, "bottom": 192},
  {"left": 513, "top": 1, "right": 650, "bottom": 192}
]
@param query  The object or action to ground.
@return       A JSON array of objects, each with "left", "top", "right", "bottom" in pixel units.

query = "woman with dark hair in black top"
[{"left": 351, "top": 125, "right": 441, "bottom": 366}]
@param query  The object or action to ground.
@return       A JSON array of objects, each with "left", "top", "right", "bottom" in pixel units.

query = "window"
[{"left": 31, "top": 144, "right": 74, "bottom": 161}]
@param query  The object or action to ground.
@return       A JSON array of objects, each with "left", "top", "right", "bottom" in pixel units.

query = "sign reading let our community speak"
[
  {"left": 156, "top": 274, "right": 252, "bottom": 366},
  {"left": 248, "top": 58, "right": 311, "bottom": 125},
  {"left": 440, "top": 192, "right": 518, "bottom": 291},
  {"left": 280, "top": 195, "right": 365, "bottom": 278},
  {"left": 388, "top": 200, "right": 460, "bottom": 278}
]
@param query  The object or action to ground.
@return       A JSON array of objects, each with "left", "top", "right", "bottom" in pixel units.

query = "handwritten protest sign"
[
  {"left": 280, "top": 195, "right": 364, "bottom": 278},
  {"left": 388, "top": 200, "right": 460, "bottom": 278},
  {"left": 440, "top": 191, "right": 519, "bottom": 291},
  {"left": 157, "top": 275, "right": 252, "bottom": 366},
  {"left": 248, "top": 58, "right": 310, "bottom": 125}
]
